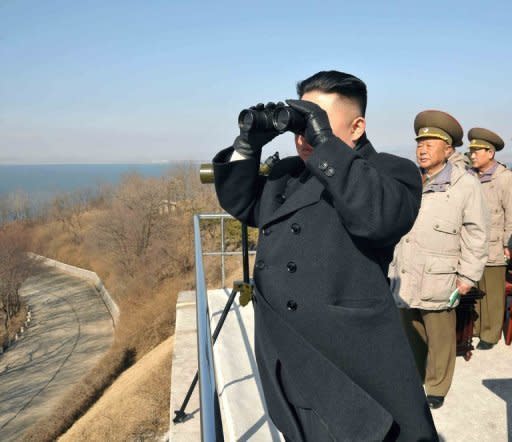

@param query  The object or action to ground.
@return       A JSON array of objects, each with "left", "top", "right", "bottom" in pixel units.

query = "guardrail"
[
  {"left": 193, "top": 213, "right": 256, "bottom": 441},
  {"left": 194, "top": 214, "right": 224, "bottom": 441}
]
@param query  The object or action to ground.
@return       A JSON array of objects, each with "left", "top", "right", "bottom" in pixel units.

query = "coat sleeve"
[
  {"left": 212, "top": 146, "right": 265, "bottom": 227},
  {"left": 502, "top": 170, "right": 512, "bottom": 248},
  {"left": 305, "top": 137, "right": 422, "bottom": 246},
  {"left": 458, "top": 175, "right": 489, "bottom": 285}
]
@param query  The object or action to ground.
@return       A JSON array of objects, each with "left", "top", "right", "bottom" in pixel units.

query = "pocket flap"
[
  {"left": 489, "top": 231, "right": 500, "bottom": 242},
  {"left": 433, "top": 219, "right": 459, "bottom": 235},
  {"left": 425, "top": 256, "right": 458, "bottom": 274}
]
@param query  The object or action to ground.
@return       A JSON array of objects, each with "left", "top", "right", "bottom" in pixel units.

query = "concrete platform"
[
  {"left": 170, "top": 289, "right": 512, "bottom": 441},
  {"left": 432, "top": 340, "right": 512, "bottom": 442},
  {"left": 169, "top": 289, "right": 282, "bottom": 442}
]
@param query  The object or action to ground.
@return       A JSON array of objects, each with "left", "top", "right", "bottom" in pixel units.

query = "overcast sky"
[{"left": 1, "top": 0, "right": 511, "bottom": 164}]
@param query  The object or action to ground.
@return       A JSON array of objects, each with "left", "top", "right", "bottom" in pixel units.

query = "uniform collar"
[
  {"left": 423, "top": 162, "right": 452, "bottom": 193},
  {"left": 473, "top": 161, "right": 498, "bottom": 183}
]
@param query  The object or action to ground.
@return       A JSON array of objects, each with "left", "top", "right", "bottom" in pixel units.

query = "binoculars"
[{"left": 238, "top": 106, "right": 306, "bottom": 134}]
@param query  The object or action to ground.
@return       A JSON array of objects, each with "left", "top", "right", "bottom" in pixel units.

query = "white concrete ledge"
[
  {"left": 28, "top": 253, "right": 120, "bottom": 327},
  {"left": 169, "top": 289, "right": 283, "bottom": 441}
]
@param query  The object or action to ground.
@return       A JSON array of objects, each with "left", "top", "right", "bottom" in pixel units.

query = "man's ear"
[
  {"left": 444, "top": 144, "right": 453, "bottom": 159},
  {"left": 351, "top": 116, "right": 366, "bottom": 142}
]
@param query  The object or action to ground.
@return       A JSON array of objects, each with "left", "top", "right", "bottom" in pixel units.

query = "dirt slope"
[{"left": 59, "top": 336, "right": 174, "bottom": 442}]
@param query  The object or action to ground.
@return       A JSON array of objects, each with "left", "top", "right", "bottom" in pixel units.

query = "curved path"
[{"left": 0, "top": 268, "right": 114, "bottom": 441}]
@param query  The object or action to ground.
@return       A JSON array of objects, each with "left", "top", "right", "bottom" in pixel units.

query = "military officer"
[
  {"left": 389, "top": 110, "right": 488, "bottom": 409},
  {"left": 213, "top": 71, "right": 438, "bottom": 441},
  {"left": 469, "top": 128, "right": 512, "bottom": 349}
]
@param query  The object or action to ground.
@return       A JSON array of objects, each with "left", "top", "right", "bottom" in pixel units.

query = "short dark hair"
[{"left": 296, "top": 70, "right": 367, "bottom": 117}]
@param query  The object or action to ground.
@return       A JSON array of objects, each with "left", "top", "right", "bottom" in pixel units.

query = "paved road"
[{"left": 0, "top": 269, "right": 114, "bottom": 441}]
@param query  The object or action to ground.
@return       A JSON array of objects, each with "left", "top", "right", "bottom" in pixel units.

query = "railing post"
[
  {"left": 194, "top": 215, "right": 224, "bottom": 441},
  {"left": 221, "top": 216, "right": 225, "bottom": 289}
]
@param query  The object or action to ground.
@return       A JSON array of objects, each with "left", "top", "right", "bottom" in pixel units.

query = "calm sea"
[{"left": 0, "top": 163, "right": 188, "bottom": 204}]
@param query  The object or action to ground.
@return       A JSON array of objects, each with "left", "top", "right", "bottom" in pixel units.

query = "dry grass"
[{"left": 59, "top": 337, "right": 174, "bottom": 441}]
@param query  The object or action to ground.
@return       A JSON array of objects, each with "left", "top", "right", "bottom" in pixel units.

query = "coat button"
[
  {"left": 324, "top": 167, "right": 335, "bottom": 177},
  {"left": 401, "top": 269, "right": 406, "bottom": 274},
  {"left": 405, "top": 238, "right": 410, "bottom": 243},
  {"left": 452, "top": 229, "right": 456, "bottom": 233},
  {"left": 318, "top": 160, "right": 328, "bottom": 171},
  {"left": 262, "top": 227, "right": 272, "bottom": 236},
  {"left": 287, "top": 261, "right": 297, "bottom": 273},
  {"left": 276, "top": 193, "right": 286, "bottom": 204},
  {"left": 435, "top": 224, "right": 439, "bottom": 228},
  {"left": 286, "top": 300, "right": 298, "bottom": 311},
  {"left": 256, "top": 260, "right": 265, "bottom": 270},
  {"left": 290, "top": 223, "right": 301, "bottom": 234}
]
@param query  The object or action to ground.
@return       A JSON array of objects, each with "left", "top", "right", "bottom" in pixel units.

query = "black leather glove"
[
  {"left": 233, "top": 102, "right": 283, "bottom": 159},
  {"left": 286, "top": 99, "right": 334, "bottom": 148}
]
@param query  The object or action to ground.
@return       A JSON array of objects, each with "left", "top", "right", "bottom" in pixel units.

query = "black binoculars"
[{"left": 238, "top": 105, "right": 306, "bottom": 134}]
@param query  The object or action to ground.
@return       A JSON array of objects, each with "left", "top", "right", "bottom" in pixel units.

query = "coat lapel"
[{"left": 262, "top": 176, "right": 324, "bottom": 227}]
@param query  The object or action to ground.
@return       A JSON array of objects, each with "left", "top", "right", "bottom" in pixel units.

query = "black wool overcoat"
[{"left": 213, "top": 136, "right": 438, "bottom": 442}]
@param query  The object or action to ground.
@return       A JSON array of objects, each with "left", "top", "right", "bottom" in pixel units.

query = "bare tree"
[
  {"left": 94, "top": 174, "right": 171, "bottom": 275},
  {"left": 0, "top": 223, "right": 38, "bottom": 345},
  {"left": 0, "top": 190, "right": 32, "bottom": 225},
  {"left": 50, "top": 189, "right": 95, "bottom": 245}
]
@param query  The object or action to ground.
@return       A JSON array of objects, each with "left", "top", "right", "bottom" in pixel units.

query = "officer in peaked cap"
[
  {"left": 414, "top": 110, "right": 469, "bottom": 169},
  {"left": 390, "top": 109, "right": 488, "bottom": 409},
  {"left": 469, "top": 128, "right": 512, "bottom": 350}
]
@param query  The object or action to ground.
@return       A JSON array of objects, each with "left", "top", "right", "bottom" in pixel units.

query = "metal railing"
[{"left": 193, "top": 213, "right": 256, "bottom": 441}]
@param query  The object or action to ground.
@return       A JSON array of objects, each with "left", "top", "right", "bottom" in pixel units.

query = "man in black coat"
[{"left": 213, "top": 71, "right": 438, "bottom": 441}]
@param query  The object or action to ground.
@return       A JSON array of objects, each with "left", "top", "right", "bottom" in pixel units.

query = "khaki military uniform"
[
  {"left": 391, "top": 111, "right": 489, "bottom": 399},
  {"left": 390, "top": 162, "right": 488, "bottom": 396},
  {"left": 472, "top": 155, "right": 512, "bottom": 343}
]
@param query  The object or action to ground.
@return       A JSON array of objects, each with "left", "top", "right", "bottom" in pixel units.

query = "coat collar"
[
  {"left": 354, "top": 134, "right": 377, "bottom": 160},
  {"left": 423, "top": 162, "right": 452, "bottom": 193}
]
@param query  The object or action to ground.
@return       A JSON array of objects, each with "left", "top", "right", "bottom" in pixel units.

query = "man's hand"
[
  {"left": 456, "top": 279, "right": 473, "bottom": 295},
  {"left": 504, "top": 247, "right": 510, "bottom": 261},
  {"left": 233, "top": 102, "right": 282, "bottom": 159},
  {"left": 286, "top": 99, "right": 334, "bottom": 148}
]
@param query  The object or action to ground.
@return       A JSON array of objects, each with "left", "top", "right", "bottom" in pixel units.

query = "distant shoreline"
[
  {"left": 0, "top": 160, "right": 203, "bottom": 166},
  {"left": 0, "top": 163, "right": 193, "bottom": 202}
]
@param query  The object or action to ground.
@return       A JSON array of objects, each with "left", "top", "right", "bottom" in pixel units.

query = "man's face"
[
  {"left": 416, "top": 138, "right": 450, "bottom": 171},
  {"left": 294, "top": 90, "right": 364, "bottom": 161},
  {"left": 470, "top": 148, "right": 494, "bottom": 170}
]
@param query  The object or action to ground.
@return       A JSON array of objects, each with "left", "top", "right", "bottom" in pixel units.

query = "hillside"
[
  {"left": 12, "top": 168, "right": 245, "bottom": 441},
  {"left": 59, "top": 337, "right": 174, "bottom": 441}
]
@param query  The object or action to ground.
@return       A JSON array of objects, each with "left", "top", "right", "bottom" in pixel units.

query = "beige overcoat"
[
  {"left": 389, "top": 163, "right": 489, "bottom": 310},
  {"left": 474, "top": 162, "right": 512, "bottom": 266}
]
